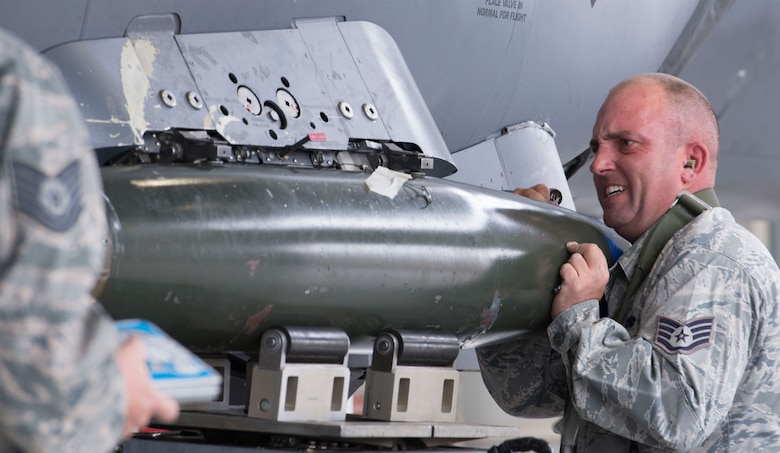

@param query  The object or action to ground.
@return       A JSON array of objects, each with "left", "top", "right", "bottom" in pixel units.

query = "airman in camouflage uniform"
[
  {"left": 0, "top": 29, "right": 177, "bottom": 452},
  {"left": 478, "top": 74, "right": 780, "bottom": 451}
]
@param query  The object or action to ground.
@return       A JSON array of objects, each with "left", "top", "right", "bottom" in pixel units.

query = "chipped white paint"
[
  {"left": 85, "top": 116, "right": 136, "bottom": 146},
  {"left": 120, "top": 40, "right": 151, "bottom": 144},
  {"left": 132, "top": 38, "right": 158, "bottom": 78},
  {"left": 202, "top": 113, "right": 215, "bottom": 130},
  {"left": 210, "top": 103, "right": 240, "bottom": 141},
  {"left": 85, "top": 116, "right": 130, "bottom": 125}
]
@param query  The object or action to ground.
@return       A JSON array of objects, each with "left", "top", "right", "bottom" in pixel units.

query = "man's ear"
[{"left": 682, "top": 142, "right": 708, "bottom": 184}]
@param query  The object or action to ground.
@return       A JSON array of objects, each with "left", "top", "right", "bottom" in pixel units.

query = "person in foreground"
[
  {"left": 0, "top": 29, "right": 178, "bottom": 452},
  {"left": 477, "top": 73, "right": 780, "bottom": 452}
]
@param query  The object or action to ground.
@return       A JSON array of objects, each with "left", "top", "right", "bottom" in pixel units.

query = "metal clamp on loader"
[
  {"left": 363, "top": 329, "right": 460, "bottom": 422},
  {"left": 248, "top": 326, "right": 350, "bottom": 422}
]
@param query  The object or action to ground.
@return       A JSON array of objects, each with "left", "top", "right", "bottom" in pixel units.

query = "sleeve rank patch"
[
  {"left": 654, "top": 315, "right": 715, "bottom": 355},
  {"left": 13, "top": 160, "right": 84, "bottom": 232}
]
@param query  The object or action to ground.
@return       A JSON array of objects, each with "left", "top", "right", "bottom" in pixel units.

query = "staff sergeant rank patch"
[
  {"left": 12, "top": 160, "right": 83, "bottom": 232},
  {"left": 655, "top": 315, "right": 715, "bottom": 355}
]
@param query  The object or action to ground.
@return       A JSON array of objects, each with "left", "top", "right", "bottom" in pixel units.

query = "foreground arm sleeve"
[
  {"left": 476, "top": 328, "right": 568, "bottom": 417},
  {"left": 548, "top": 245, "right": 755, "bottom": 450},
  {"left": 0, "top": 31, "right": 125, "bottom": 453}
]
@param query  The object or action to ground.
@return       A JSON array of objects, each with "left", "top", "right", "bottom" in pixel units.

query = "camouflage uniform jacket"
[
  {"left": 479, "top": 206, "right": 780, "bottom": 452},
  {"left": 0, "top": 29, "right": 125, "bottom": 452}
]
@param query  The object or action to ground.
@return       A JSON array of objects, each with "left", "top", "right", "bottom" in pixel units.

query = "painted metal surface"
[{"left": 43, "top": 18, "right": 456, "bottom": 176}]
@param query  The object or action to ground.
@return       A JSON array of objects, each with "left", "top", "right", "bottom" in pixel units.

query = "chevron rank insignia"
[
  {"left": 13, "top": 160, "right": 83, "bottom": 232},
  {"left": 654, "top": 315, "right": 715, "bottom": 355}
]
